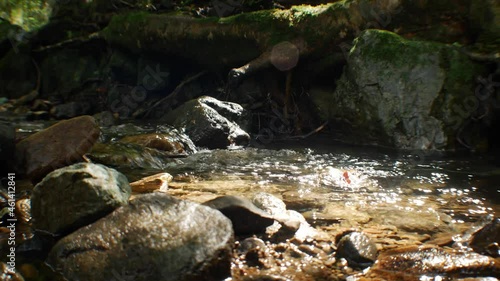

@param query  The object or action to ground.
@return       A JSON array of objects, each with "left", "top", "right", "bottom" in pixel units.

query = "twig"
[
  {"left": 142, "top": 71, "right": 208, "bottom": 118},
  {"left": 32, "top": 32, "right": 101, "bottom": 53},
  {"left": 289, "top": 121, "right": 329, "bottom": 139}
]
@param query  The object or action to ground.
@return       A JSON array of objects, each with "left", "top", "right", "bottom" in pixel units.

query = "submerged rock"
[
  {"left": 369, "top": 206, "right": 451, "bottom": 234},
  {"left": 47, "top": 193, "right": 234, "bottom": 281},
  {"left": 87, "top": 142, "right": 176, "bottom": 170},
  {"left": 15, "top": 115, "right": 100, "bottom": 183},
  {"left": 162, "top": 96, "right": 250, "bottom": 149},
  {"left": 31, "top": 163, "right": 131, "bottom": 235},
  {"left": 336, "top": 231, "right": 378, "bottom": 269},
  {"left": 312, "top": 29, "right": 487, "bottom": 150},
  {"left": 203, "top": 195, "right": 274, "bottom": 235},
  {"left": 367, "top": 245, "right": 500, "bottom": 280},
  {"left": 120, "top": 132, "right": 196, "bottom": 155},
  {"left": 470, "top": 217, "right": 500, "bottom": 257}
]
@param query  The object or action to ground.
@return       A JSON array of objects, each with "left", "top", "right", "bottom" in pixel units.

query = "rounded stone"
[{"left": 31, "top": 162, "right": 131, "bottom": 235}]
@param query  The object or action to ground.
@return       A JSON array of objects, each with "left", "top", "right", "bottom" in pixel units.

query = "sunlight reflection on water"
[{"left": 125, "top": 143, "right": 498, "bottom": 226}]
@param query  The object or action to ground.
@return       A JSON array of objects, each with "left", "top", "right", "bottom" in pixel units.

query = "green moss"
[
  {"left": 101, "top": 11, "right": 151, "bottom": 52},
  {"left": 219, "top": 9, "right": 291, "bottom": 45},
  {"left": 288, "top": 4, "right": 333, "bottom": 25},
  {"left": 352, "top": 30, "right": 443, "bottom": 67},
  {"left": 106, "top": 11, "right": 150, "bottom": 30}
]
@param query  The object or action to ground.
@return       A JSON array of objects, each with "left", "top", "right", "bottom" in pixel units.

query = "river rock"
[
  {"left": 203, "top": 195, "right": 274, "bottom": 235},
  {"left": 47, "top": 193, "right": 234, "bottom": 281},
  {"left": 50, "top": 101, "right": 91, "bottom": 119},
  {"left": 120, "top": 132, "right": 196, "bottom": 155},
  {"left": 311, "top": 29, "right": 487, "bottom": 150},
  {"left": 31, "top": 163, "right": 131, "bottom": 235},
  {"left": 93, "top": 111, "right": 117, "bottom": 127},
  {"left": 252, "top": 192, "right": 287, "bottom": 216},
  {"left": 15, "top": 115, "right": 100, "bottom": 183},
  {"left": 336, "top": 231, "right": 378, "bottom": 269},
  {"left": 0, "top": 121, "right": 15, "bottom": 175},
  {"left": 162, "top": 96, "right": 250, "bottom": 149},
  {"left": 367, "top": 245, "right": 500, "bottom": 280},
  {"left": 252, "top": 192, "right": 301, "bottom": 236},
  {"left": 470, "top": 217, "right": 500, "bottom": 257},
  {"left": 87, "top": 142, "right": 176, "bottom": 170},
  {"left": 369, "top": 206, "right": 451, "bottom": 234}
]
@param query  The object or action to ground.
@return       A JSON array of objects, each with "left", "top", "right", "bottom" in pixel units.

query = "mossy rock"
[{"left": 311, "top": 29, "right": 488, "bottom": 150}]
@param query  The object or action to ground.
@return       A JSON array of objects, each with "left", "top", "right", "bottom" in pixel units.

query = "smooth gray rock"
[
  {"left": 47, "top": 193, "right": 234, "bottom": 281},
  {"left": 204, "top": 195, "right": 274, "bottom": 235},
  {"left": 336, "top": 231, "right": 378, "bottom": 269},
  {"left": 31, "top": 162, "right": 131, "bottom": 235},
  {"left": 252, "top": 192, "right": 301, "bottom": 236},
  {"left": 162, "top": 96, "right": 250, "bottom": 149},
  {"left": 252, "top": 192, "right": 287, "bottom": 217}
]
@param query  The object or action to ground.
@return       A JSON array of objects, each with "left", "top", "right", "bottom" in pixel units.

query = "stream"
[{"left": 6, "top": 120, "right": 500, "bottom": 280}]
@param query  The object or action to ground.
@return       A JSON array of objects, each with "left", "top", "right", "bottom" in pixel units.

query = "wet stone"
[
  {"left": 368, "top": 245, "right": 500, "bottom": 280},
  {"left": 470, "top": 217, "right": 500, "bottom": 257},
  {"left": 15, "top": 115, "right": 100, "bottom": 183},
  {"left": 162, "top": 96, "right": 250, "bottom": 149},
  {"left": 239, "top": 237, "right": 267, "bottom": 255},
  {"left": 87, "top": 142, "right": 176, "bottom": 170},
  {"left": 252, "top": 192, "right": 287, "bottom": 217},
  {"left": 31, "top": 162, "right": 131, "bottom": 235},
  {"left": 47, "top": 193, "right": 234, "bottom": 281},
  {"left": 252, "top": 192, "right": 301, "bottom": 237},
  {"left": 120, "top": 132, "right": 196, "bottom": 155},
  {"left": 241, "top": 238, "right": 267, "bottom": 267},
  {"left": 203, "top": 195, "right": 275, "bottom": 235},
  {"left": 336, "top": 231, "right": 378, "bottom": 269}
]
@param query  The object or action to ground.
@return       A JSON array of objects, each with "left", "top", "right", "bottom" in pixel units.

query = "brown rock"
[
  {"left": 367, "top": 245, "right": 500, "bottom": 280},
  {"left": 120, "top": 133, "right": 184, "bottom": 152},
  {"left": 15, "top": 115, "right": 100, "bottom": 183}
]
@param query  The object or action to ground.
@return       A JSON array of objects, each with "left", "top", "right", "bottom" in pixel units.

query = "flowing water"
[
  {"left": 5, "top": 121, "right": 500, "bottom": 280},
  {"left": 124, "top": 136, "right": 500, "bottom": 233}
]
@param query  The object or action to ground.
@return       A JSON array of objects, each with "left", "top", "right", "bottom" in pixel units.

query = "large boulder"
[
  {"left": 47, "top": 193, "right": 234, "bottom": 281},
  {"left": 15, "top": 115, "right": 100, "bottom": 182},
  {"left": 162, "top": 96, "right": 250, "bottom": 149},
  {"left": 311, "top": 29, "right": 487, "bottom": 150},
  {"left": 31, "top": 163, "right": 131, "bottom": 235}
]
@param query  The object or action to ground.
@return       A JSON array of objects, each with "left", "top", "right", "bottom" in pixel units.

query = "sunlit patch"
[
  {"left": 410, "top": 198, "right": 426, "bottom": 206},
  {"left": 319, "top": 166, "right": 378, "bottom": 192}
]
